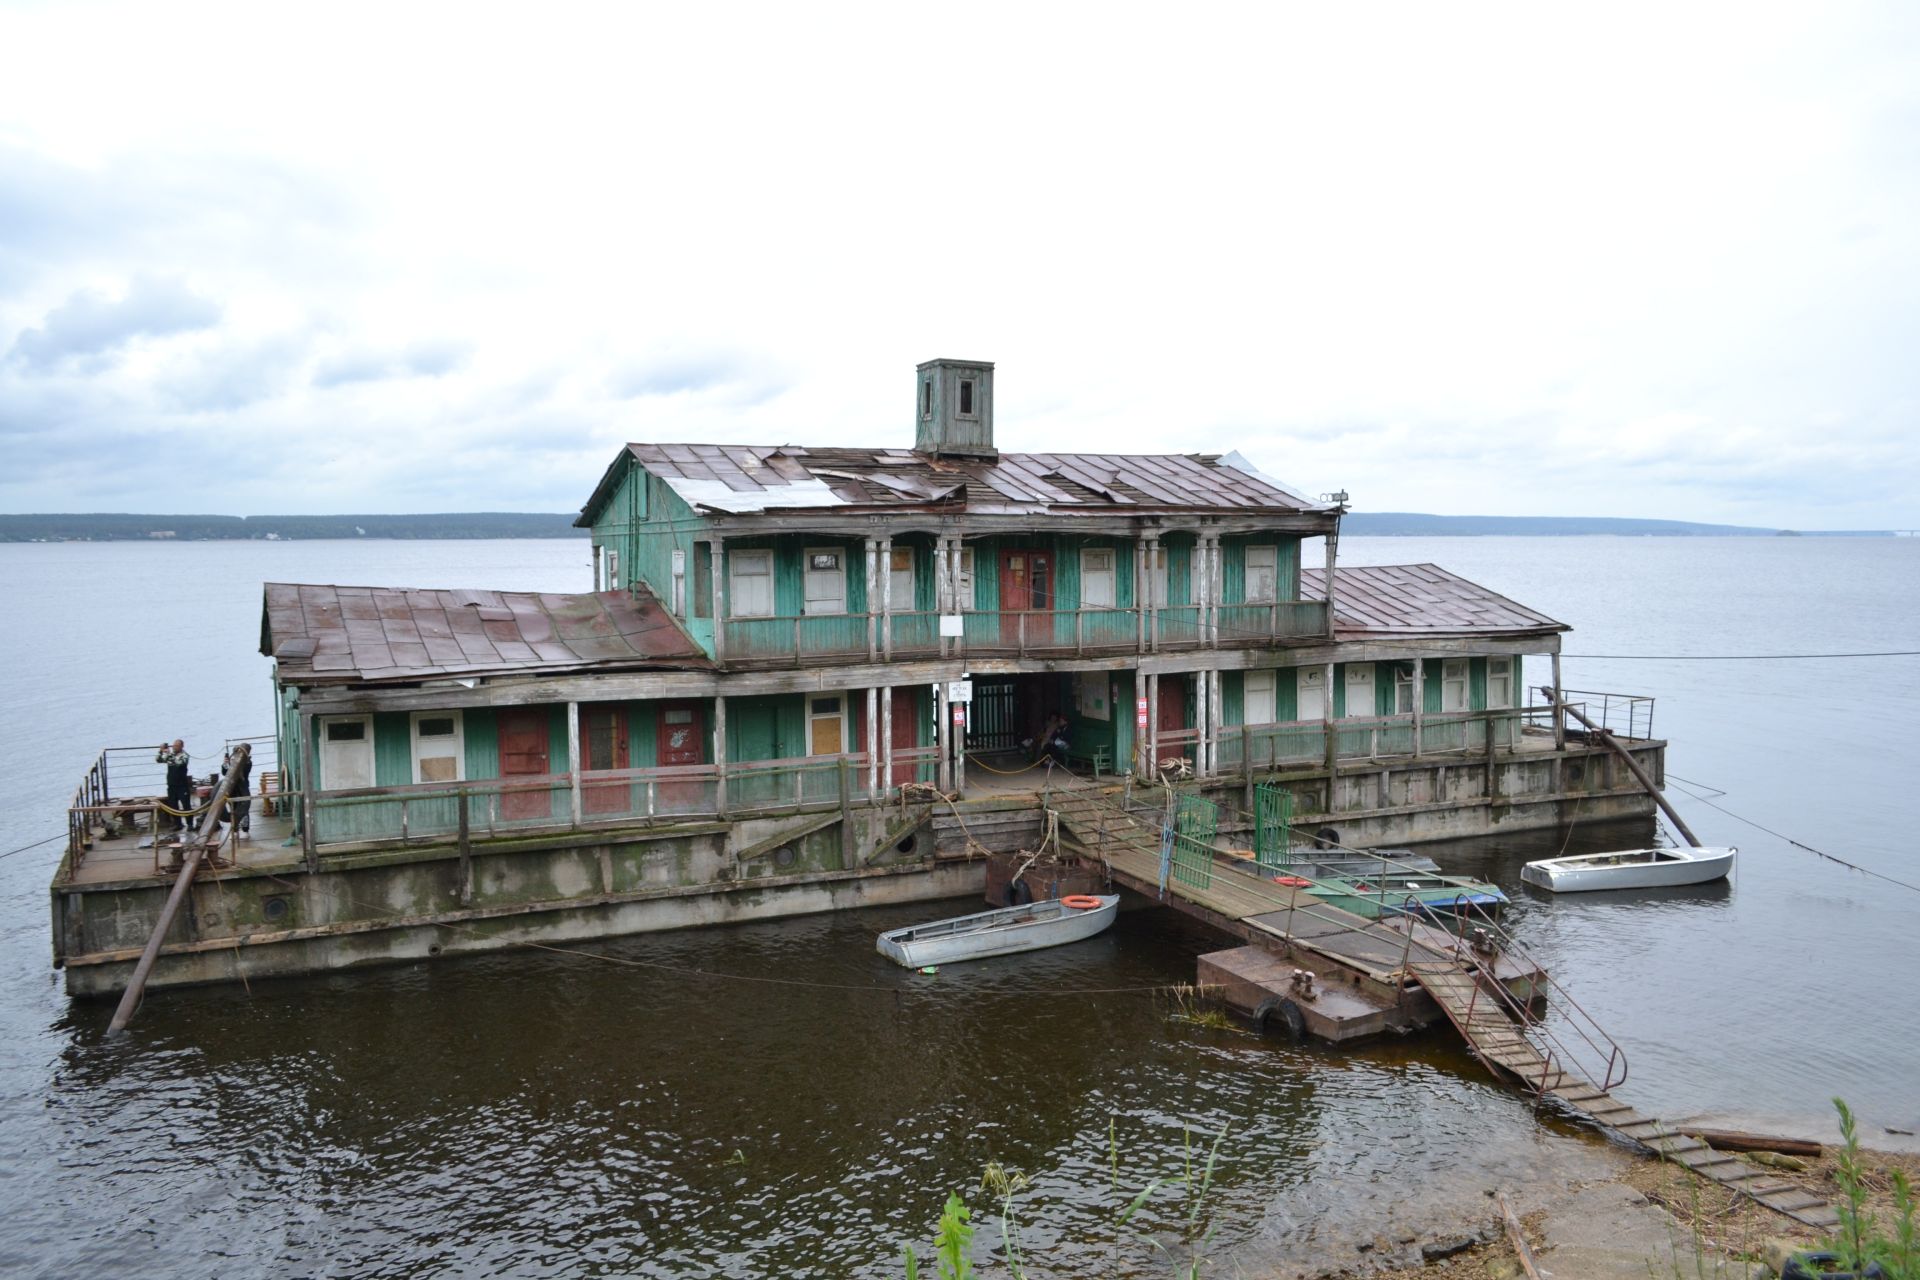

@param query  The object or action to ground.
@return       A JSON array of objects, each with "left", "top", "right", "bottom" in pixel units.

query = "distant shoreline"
[{"left": 0, "top": 511, "right": 1902, "bottom": 542}]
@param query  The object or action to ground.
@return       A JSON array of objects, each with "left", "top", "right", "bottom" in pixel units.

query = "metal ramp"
[{"left": 1048, "top": 778, "right": 1838, "bottom": 1232}]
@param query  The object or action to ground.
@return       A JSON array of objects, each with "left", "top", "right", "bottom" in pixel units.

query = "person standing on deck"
[
  {"left": 156, "top": 740, "right": 191, "bottom": 829},
  {"left": 222, "top": 747, "right": 253, "bottom": 839}
]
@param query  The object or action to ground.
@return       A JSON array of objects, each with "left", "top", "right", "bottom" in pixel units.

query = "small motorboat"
[
  {"left": 876, "top": 894, "right": 1120, "bottom": 968},
  {"left": 1521, "top": 845, "right": 1736, "bottom": 893}
]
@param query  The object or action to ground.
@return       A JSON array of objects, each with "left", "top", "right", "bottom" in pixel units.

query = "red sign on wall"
[{"left": 1135, "top": 696, "right": 1149, "bottom": 729}]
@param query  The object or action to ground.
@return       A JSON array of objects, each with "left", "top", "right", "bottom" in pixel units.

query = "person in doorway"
[
  {"left": 1034, "top": 710, "right": 1070, "bottom": 767},
  {"left": 222, "top": 747, "right": 253, "bottom": 839},
  {"left": 156, "top": 740, "right": 191, "bottom": 830}
]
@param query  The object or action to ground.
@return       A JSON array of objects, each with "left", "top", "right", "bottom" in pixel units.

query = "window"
[
  {"left": 670, "top": 548, "right": 686, "bottom": 615},
  {"left": 957, "top": 547, "right": 974, "bottom": 609},
  {"left": 888, "top": 546, "right": 916, "bottom": 611},
  {"left": 1394, "top": 662, "right": 1416, "bottom": 714},
  {"left": 959, "top": 379, "right": 974, "bottom": 416},
  {"left": 922, "top": 380, "right": 932, "bottom": 420},
  {"left": 1441, "top": 658, "right": 1469, "bottom": 712},
  {"left": 1487, "top": 657, "right": 1514, "bottom": 709},
  {"left": 411, "top": 710, "right": 464, "bottom": 784},
  {"left": 1244, "top": 544, "right": 1278, "bottom": 604},
  {"left": 1080, "top": 547, "right": 1117, "bottom": 608},
  {"left": 804, "top": 547, "right": 846, "bottom": 614},
  {"left": 1244, "top": 670, "right": 1277, "bottom": 725},
  {"left": 1149, "top": 545, "right": 1170, "bottom": 607},
  {"left": 729, "top": 549, "right": 773, "bottom": 617},
  {"left": 808, "top": 694, "right": 846, "bottom": 754},
  {"left": 606, "top": 548, "right": 621, "bottom": 591}
]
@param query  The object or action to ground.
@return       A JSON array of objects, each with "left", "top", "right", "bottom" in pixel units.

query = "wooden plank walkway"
[{"left": 1050, "top": 782, "right": 1839, "bottom": 1232}]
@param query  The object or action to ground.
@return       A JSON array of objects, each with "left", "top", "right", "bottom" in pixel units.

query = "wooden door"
[
  {"left": 498, "top": 708, "right": 551, "bottom": 820},
  {"left": 1157, "top": 676, "right": 1189, "bottom": 738},
  {"left": 998, "top": 550, "right": 1052, "bottom": 645},
  {"left": 890, "top": 687, "right": 919, "bottom": 785},
  {"left": 808, "top": 694, "right": 845, "bottom": 755},
  {"left": 655, "top": 701, "right": 705, "bottom": 808},
  {"left": 581, "top": 703, "right": 630, "bottom": 815},
  {"left": 319, "top": 716, "right": 374, "bottom": 790}
]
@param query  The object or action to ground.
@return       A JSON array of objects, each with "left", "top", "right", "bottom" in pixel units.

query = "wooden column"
[
  {"left": 298, "top": 709, "right": 317, "bottom": 872},
  {"left": 865, "top": 686, "right": 879, "bottom": 794},
  {"left": 1194, "top": 668, "right": 1210, "bottom": 776},
  {"left": 950, "top": 684, "right": 966, "bottom": 793},
  {"left": 1551, "top": 652, "right": 1566, "bottom": 751},
  {"left": 934, "top": 681, "right": 949, "bottom": 792},
  {"left": 567, "top": 700, "right": 582, "bottom": 826},
  {"left": 933, "top": 535, "right": 950, "bottom": 658},
  {"left": 1200, "top": 534, "right": 1217, "bottom": 647},
  {"left": 865, "top": 537, "right": 879, "bottom": 661},
  {"left": 1146, "top": 535, "right": 1161, "bottom": 652},
  {"left": 1209, "top": 669, "right": 1223, "bottom": 776},
  {"left": 1322, "top": 526, "right": 1339, "bottom": 637},
  {"left": 880, "top": 684, "right": 894, "bottom": 793},
  {"left": 1135, "top": 535, "right": 1150, "bottom": 654},
  {"left": 1322, "top": 660, "right": 1337, "bottom": 776},
  {"left": 878, "top": 534, "right": 894, "bottom": 660},
  {"left": 1146, "top": 672, "right": 1159, "bottom": 773},
  {"left": 1411, "top": 657, "right": 1425, "bottom": 757},
  {"left": 714, "top": 694, "right": 728, "bottom": 817},
  {"left": 708, "top": 536, "right": 727, "bottom": 663}
]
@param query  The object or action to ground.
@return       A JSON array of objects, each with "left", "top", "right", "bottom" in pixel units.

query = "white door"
[
  {"left": 1344, "top": 664, "right": 1375, "bottom": 718},
  {"left": 411, "top": 711, "right": 464, "bottom": 784},
  {"left": 1243, "top": 670, "right": 1277, "bottom": 725},
  {"left": 1441, "top": 658, "right": 1470, "bottom": 712},
  {"left": 729, "top": 549, "right": 773, "bottom": 617},
  {"left": 319, "top": 715, "right": 374, "bottom": 790},
  {"left": 1297, "top": 667, "right": 1326, "bottom": 721},
  {"left": 804, "top": 548, "right": 846, "bottom": 615}
]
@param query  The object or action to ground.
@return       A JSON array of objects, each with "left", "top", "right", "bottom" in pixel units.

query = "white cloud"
[{"left": 0, "top": 1, "right": 1915, "bottom": 527}]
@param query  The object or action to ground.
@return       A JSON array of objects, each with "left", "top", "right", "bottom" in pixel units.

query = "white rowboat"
[
  {"left": 1521, "top": 846, "right": 1736, "bottom": 893},
  {"left": 876, "top": 895, "right": 1120, "bottom": 968}
]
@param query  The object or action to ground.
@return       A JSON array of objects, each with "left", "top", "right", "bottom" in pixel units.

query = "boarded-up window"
[
  {"left": 1080, "top": 547, "right": 1116, "bottom": 608},
  {"left": 804, "top": 548, "right": 846, "bottom": 615},
  {"left": 1150, "top": 545, "right": 1169, "bottom": 607},
  {"left": 411, "top": 711, "right": 464, "bottom": 784},
  {"left": 957, "top": 547, "right": 974, "bottom": 609},
  {"left": 1244, "top": 670, "right": 1277, "bottom": 725},
  {"left": 1244, "top": 544, "right": 1278, "bottom": 603},
  {"left": 1442, "top": 658, "right": 1470, "bottom": 712},
  {"left": 888, "top": 546, "right": 916, "bottom": 611},
  {"left": 730, "top": 549, "right": 773, "bottom": 617}
]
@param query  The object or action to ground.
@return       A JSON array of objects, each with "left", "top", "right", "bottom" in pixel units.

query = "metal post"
[{"left": 1322, "top": 524, "right": 1339, "bottom": 638}]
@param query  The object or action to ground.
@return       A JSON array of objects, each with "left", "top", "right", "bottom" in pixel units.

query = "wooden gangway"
[{"left": 1046, "top": 778, "right": 1838, "bottom": 1231}]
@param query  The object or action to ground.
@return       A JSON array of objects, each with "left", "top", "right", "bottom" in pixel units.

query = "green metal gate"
[
  {"left": 1254, "top": 783, "right": 1292, "bottom": 871},
  {"left": 1169, "top": 792, "right": 1218, "bottom": 890}
]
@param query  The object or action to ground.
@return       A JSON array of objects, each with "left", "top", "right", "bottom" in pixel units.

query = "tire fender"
[{"left": 1251, "top": 996, "right": 1305, "bottom": 1041}]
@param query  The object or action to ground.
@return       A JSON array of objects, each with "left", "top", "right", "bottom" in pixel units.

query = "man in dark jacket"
[
  {"left": 223, "top": 747, "right": 254, "bottom": 838},
  {"left": 157, "top": 740, "right": 191, "bottom": 830}
]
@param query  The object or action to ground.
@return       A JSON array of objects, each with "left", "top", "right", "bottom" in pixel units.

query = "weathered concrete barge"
[{"left": 51, "top": 358, "right": 1665, "bottom": 996}]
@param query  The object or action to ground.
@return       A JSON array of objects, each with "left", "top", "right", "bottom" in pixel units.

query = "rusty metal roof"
[
  {"left": 1305, "top": 564, "right": 1568, "bottom": 638},
  {"left": 584, "top": 443, "right": 1330, "bottom": 520},
  {"left": 261, "top": 583, "right": 711, "bottom": 685}
]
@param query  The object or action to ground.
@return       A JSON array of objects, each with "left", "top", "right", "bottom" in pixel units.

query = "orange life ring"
[
  {"left": 1060, "top": 894, "right": 1104, "bottom": 910},
  {"left": 1272, "top": 876, "right": 1312, "bottom": 888}
]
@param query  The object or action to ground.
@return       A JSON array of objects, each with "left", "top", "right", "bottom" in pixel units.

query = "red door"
[
  {"left": 581, "top": 703, "right": 630, "bottom": 815},
  {"left": 998, "top": 550, "right": 1052, "bottom": 646},
  {"left": 1157, "top": 676, "right": 1189, "bottom": 765},
  {"left": 498, "top": 708, "right": 551, "bottom": 820},
  {"left": 890, "top": 687, "right": 920, "bottom": 785},
  {"left": 655, "top": 701, "right": 706, "bottom": 808}
]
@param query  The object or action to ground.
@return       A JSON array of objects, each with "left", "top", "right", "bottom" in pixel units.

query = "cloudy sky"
[{"left": 1, "top": 2, "right": 1915, "bottom": 528}]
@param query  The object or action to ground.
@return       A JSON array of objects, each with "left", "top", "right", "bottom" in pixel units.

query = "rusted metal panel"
[
  {"left": 611, "top": 442, "right": 1330, "bottom": 516},
  {"left": 1303, "top": 564, "right": 1568, "bottom": 638},
  {"left": 263, "top": 584, "right": 711, "bottom": 685}
]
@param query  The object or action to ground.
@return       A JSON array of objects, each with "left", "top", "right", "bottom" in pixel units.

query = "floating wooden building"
[{"left": 51, "top": 358, "right": 1666, "bottom": 996}]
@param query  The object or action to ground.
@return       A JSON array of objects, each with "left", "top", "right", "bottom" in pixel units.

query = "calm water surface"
[{"left": 0, "top": 536, "right": 1914, "bottom": 1278}]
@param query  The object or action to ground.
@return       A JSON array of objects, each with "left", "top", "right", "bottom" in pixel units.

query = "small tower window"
[
  {"left": 922, "top": 380, "right": 932, "bottom": 419},
  {"left": 959, "top": 379, "right": 974, "bottom": 415}
]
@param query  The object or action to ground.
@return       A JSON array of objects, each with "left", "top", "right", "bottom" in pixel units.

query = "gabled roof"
[
  {"left": 262, "top": 583, "right": 711, "bottom": 686},
  {"left": 577, "top": 443, "right": 1334, "bottom": 523},
  {"left": 1307, "top": 564, "right": 1568, "bottom": 638}
]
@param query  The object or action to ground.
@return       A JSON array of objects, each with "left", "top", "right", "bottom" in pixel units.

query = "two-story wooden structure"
[{"left": 50, "top": 359, "right": 1665, "bottom": 995}]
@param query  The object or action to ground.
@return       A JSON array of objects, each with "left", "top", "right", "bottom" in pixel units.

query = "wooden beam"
[{"left": 566, "top": 701, "right": 582, "bottom": 826}]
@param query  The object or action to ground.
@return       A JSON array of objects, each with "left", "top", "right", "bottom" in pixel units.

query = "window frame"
[
  {"left": 1243, "top": 669, "right": 1277, "bottom": 726},
  {"left": 409, "top": 709, "right": 465, "bottom": 785},
  {"left": 888, "top": 545, "right": 916, "bottom": 612},
  {"left": 1441, "top": 658, "right": 1470, "bottom": 713},
  {"left": 1487, "top": 657, "right": 1514, "bottom": 709},
  {"left": 1080, "top": 546, "right": 1117, "bottom": 609},
  {"left": 1244, "top": 544, "right": 1279, "bottom": 604},
  {"left": 803, "top": 546, "right": 848, "bottom": 616},
  {"left": 728, "top": 548, "right": 774, "bottom": 618}
]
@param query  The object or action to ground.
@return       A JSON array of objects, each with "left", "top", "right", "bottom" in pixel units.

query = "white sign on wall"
[{"left": 947, "top": 680, "right": 974, "bottom": 703}]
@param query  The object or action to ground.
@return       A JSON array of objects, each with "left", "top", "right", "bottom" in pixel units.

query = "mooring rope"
[{"left": 1664, "top": 777, "right": 1920, "bottom": 896}]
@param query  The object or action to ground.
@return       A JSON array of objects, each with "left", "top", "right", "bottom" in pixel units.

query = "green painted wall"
[
  {"left": 1219, "top": 535, "right": 1302, "bottom": 604},
  {"left": 465, "top": 708, "right": 499, "bottom": 779},
  {"left": 590, "top": 460, "right": 716, "bottom": 651}
]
